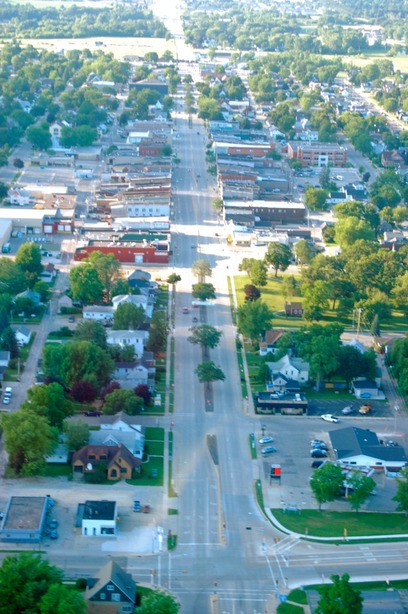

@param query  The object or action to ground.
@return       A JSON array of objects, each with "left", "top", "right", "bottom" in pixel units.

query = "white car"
[
  {"left": 259, "top": 436, "right": 274, "bottom": 445},
  {"left": 321, "top": 414, "right": 339, "bottom": 423}
]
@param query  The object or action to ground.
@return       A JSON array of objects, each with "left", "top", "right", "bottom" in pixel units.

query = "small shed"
[{"left": 285, "top": 301, "right": 303, "bottom": 317}]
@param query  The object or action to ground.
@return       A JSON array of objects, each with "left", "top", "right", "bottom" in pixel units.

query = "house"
[
  {"left": 113, "top": 361, "right": 149, "bottom": 387},
  {"left": 58, "top": 294, "right": 73, "bottom": 312},
  {"left": 112, "top": 294, "right": 153, "bottom": 318},
  {"left": 15, "top": 289, "right": 41, "bottom": 305},
  {"left": 259, "top": 329, "right": 287, "bottom": 356},
  {"left": 83, "top": 305, "right": 114, "bottom": 322},
  {"left": 352, "top": 379, "right": 381, "bottom": 399},
  {"left": 72, "top": 444, "right": 141, "bottom": 480},
  {"left": 266, "top": 354, "right": 310, "bottom": 383},
  {"left": 89, "top": 428, "right": 145, "bottom": 459},
  {"left": 107, "top": 330, "right": 149, "bottom": 357},
  {"left": 39, "top": 263, "right": 56, "bottom": 282},
  {"left": 7, "top": 187, "right": 34, "bottom": 207},
  {"left": 330, "top": 426, "right": 408, "bottom": 471},
  {"left": 80, "top": 500, "right": 118, "bottom": 537},
  {"left": 85, "top": 560, "right": 136, "bottom": 614},
  {"left": 285, "top": 302, "right": 303, "bottom": 317},
  {"left": 100, "top": 412, "right": 146, "bottom": 435},
  {"left": 0, "top": 496, "right": 52, "bottom": 543},
  {"left": 12, "top": 325, "right": 31, "bottom": 346}
]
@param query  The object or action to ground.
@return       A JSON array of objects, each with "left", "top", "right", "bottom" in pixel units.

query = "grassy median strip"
[{"left": 272, "top": 509, "right": 408, "bottom": 537}]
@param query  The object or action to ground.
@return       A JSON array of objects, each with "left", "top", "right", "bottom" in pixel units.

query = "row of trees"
[{"left": 310, "top": 463, "right": 376, "bottom": 511}]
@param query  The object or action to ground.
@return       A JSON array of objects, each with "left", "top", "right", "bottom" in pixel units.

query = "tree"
[
  {"left": 42, "top": 341, "right": 114, "bottom": 390},
  {"left": 69, "top": 265, "right": 104, "bottom": 305},
  {"left": 103, "top": 388, "right": 143, "bottom": 415},
  {"left": 86, "top": 251, "right": 121, "bottom": 300},
  {"left": 0, "top": 258, "right": 26, "bottom": 294},
  {"left": 393, "top": 466, "right": 408, "bottom": 516},
  {"left": 192, "top": 259, "right": 212, "bottom": 282},
  {"left": 15, "top": 242, "right": 43, "bottom": 282},
  {"left": 244, "top": 284, "right": 261, "bottom": 302},
  {"left": 0, "top": 553, "right": 63, "bottom": 614},
  {"left": 195, "top": 361, "right": 225, "bottom": 384},
  {"left": 167, "top": 272, "right": 181, "bottom": 291},
  {"left": 294, "top": 240, "right": 313, "bottom": 266},
  {"left": 248, "top": 259, "right": 267, "bottom": 286},
  {"left": 305, "top": 187, "right": 328, "bottom": 211},
  {"left": 39, "top": 583, "right": 87, "bottom": 614},
  {"left": 74, "top": 320, "right": 107, "bottom": 349},
  {"left": 335, "top": 217, "right": 375, "bottom": 248},
  {"left": 64, "top": 420, "right": 90, "bottom": 451},
  {"left": 309, "top": 463, "right": 343, "bottom": 511},
  {"left": 0, "top": 327, "right": 19, "bottom": 359},
  {"left": 237, "top": 300, "right": 273, "bottom": 343},
  {"left": 111, "top": 279, "right": 132, "bottom": 298},
  {"left": 136, "top": 590, "right": 180, "bottom": 614},
  {"left": 188, "top": 324, "right": 222, "bottom": 349},
  {"left": 134, "top": 384, "right": 152, "bottom": 405},
  {"left": 113, "top": 303, "right": 145, "bottom": 330},
  {"left": 281, "top": 275, "right": 298, "bottom": 301},
  {"left": 26, "top": 123, "right": 52, "bottom": 150},
  {"left": 347, "top": 473, "right": 376, "bottom": 512},
  {"left": 192, "top": 282, "right": 216, "bottom": 301},
  {"left": 212, "top": 197, "right": 223, "bottom": 213},
  {"left": 2, "top": 410, "right": 56, "bottom": 476},
  {"left": 33, "top": 281, "right": 51, "bottom": 303},
  {"left": 22, "top": 383, "right": 73, "bottom": 429},
  {"left": 0, "top": 307, "right": 9, "bottom": 334},
  {"left": 71, "top": 380, "right": 98, "bottom": 403},
  {"left": 100, "top": 380, "right": 121, "bottom": 400},
  {"left": 264, "top": 243, "right": 292, "bottom": 277},
  {"left": 316, "top": 573, "right": 363, "bottom": 614},
  {"left": 146, "top": 310, "right": 168, "bottom": 354}
]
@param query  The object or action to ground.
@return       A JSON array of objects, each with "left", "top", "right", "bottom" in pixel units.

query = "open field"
[
  {"left": 326, "top": 53, "right": 408, "bottom": 74},
  {"left": 6, "top": 37, "right": 177, "bottom": 61}
]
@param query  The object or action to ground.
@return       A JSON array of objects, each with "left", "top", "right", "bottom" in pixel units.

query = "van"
[
  {"left": 2, "top": 243, "right": 11, "bottom": 253},
  {"left": 4, "top": 387, "right": 12, "bottom": 395}
]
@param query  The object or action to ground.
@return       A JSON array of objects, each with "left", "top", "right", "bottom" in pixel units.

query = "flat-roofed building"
[{"left": 0, "top": 496, "right": 50, "bottom": 542}]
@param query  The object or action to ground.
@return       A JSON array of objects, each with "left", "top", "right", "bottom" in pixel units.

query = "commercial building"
[
  {"left": 0, "top": 496, "right": 51, "bottom": 543},
  {"left": 287, "top": 142, "right": 347, "bottom": 167}
]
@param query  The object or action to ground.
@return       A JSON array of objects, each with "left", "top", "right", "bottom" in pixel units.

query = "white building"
[
  {"left": 266, "top": 354, "right": 310, "bottom": 383},
  {"left": 81, "top": 500, "right": 117, "bottom": 537},
  {"left": 112, "top": 294, "right": 153, "bottom": 318},
  {"left": 83, "top": 305, "right": 114, "bottom": 321},
  {"left": 107, "top": 330, "right": 149, "bottom": 357}
]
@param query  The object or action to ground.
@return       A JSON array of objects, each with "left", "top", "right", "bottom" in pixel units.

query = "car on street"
[
  {"left": 311, "top": 460, "right": 325, "bottom": 469},
  {"left": 261, "top": 446, "right": 277, "bottom": 455},
  {"left": 2, "top": 397, "right": 10, "bottom": 404},
  {"left": 321, "top": 414, "right": 339, "bottom": 423},
  {"left": 182, "top": 307, "right": 189, "bottom": 314},
  {"left": 83, "top": 410, "right": 101, "bottom": 417},
  {"left": 259, "top": 436, "right": 274, "bottom": 444},
  {"left": 311, "top": 449, "right": 328, "bottom": 458},
  {"left": 359, "top": 404, "right": 372, "bottom": 415},
  {"left": 68, "top": 316, "right": 75, "bottom": 323}
]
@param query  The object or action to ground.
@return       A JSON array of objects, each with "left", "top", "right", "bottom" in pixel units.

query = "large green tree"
[
  {"left": 15, "top": 242, "right": 43, "bottom": 286},
  {"left": 188, "top": 324, "right": 222, "bottom": 349},
  {"left": 237, "top": 300, "right": 273, "bottom": 343},
  {"left": 264, "top": 243, "right": 292, "bottom": 277},
  {"left": 192, "top": 259, "right": 212, "bottom": 282},
  {"left": 103, "top": 388, "right": 143, "bottom": 415},
  {"left": 74, "top": 320, "right": 107, "bottom": 349},
  {"left": 2, "top": 410, "right": 56, "bottom": 476},
  {"left": 21, "top": 383, "right": 73, "bottom": 429},
  {"left": 195, "top": 361, "right": 225, "bottom": 383},
  {"left": 192, "top": 282, "right": 216, "bottom": 301},
  {"left": 113, "top": 303, "right": 145, "bottom": 330},
  {"left": 316, "top": 573, "right": 363, "bottom": 614},
  {"left": 63, "top": 420, "right": 90, "bottom": 452},
  {"left": 86, "top": 251, "right": 122, "bottom": 300},
  {"left": 0, "top": 553, "right": 63, "bottom": 614},
  {"left": 334, "top": 217, "right": 375, "bottom": 248},
  {"left": 39, "top": 583, "right": 87, "bottom": 614},
  {"left": 394, "top": 466, "right": 408, "bottom": 516},
  {"left": 347, "top": 473, "right": 376, "bottom": 512},
  {"left": 136, "top": 590, "right": 180, "bottom": 614},
  {"left": 69, "top": 265, "right": 104, "bottom": 305},
  {"left": 146, "top": 310, "right": 168, "bottom": 354},
  {"left": 0, "top": 258, "right": 26, "bottom": 294},
  {"left": 310, "top": 463, "right": 343, "bottom": 511}
]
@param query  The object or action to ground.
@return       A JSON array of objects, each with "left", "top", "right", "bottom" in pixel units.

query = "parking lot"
[{"left": 257, "top": 414, "right": 404, "bottom": 514}]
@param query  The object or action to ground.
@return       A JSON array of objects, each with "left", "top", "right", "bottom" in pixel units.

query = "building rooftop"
[
  {"left": 3, "top": 496, "right": 47, "bottom": 530},
  {"left": 83, "top": 500, "right": 117, "bottom": 521}
]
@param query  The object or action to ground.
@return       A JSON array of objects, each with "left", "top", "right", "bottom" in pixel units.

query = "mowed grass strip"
[{"left": 272, "top": 509, "right": 408, "bottom": 537}]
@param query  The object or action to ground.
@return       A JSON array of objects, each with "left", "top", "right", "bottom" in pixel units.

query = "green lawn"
[
  {"left": 272, "top": 509, "right": 408, "bottom": 537},
  {"left": 42, "top": 464, "right": 72, "bottom": 478}
]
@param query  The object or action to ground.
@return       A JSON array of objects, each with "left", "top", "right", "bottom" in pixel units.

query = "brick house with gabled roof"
[
  {"left": 72, "top": 444, "right": 141, "bottom": 480},
  {"left": 259, "top": 329, "right": 287, "bottom": 356}
]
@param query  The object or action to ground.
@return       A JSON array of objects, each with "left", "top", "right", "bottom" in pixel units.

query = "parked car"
[
  {"left": 342, "top": 405, "right": 353, "bottom": 415},
  {"left": 83, "top": 410, "right": 101, "bottom": 417},
  {"left": 49, "top": 519, "right": 58, "bottom": 529},
  {"left": 68, "top": 316, "right": 75, "bottom": 323},
  {"left": 359, "top": 404, "right": 372, "bottom": 415},
  {"left": 182, "top": 307, "right": 189, "bottom": 314},
  {"left": 311, "top": 449, "right": 328, "bottom": 458},
  {"left": 2, "top": 397, "right": 10, "bottom": 405},
  {"left": 49, "top": 530, "right": 58, "bottom": 539},
  {"left": 311, "top": 460, "right": 325, "bottom": 469},
  {"left": 261, "top": 446, "right": 277, "bottom": 455},
  {"left": 321, "top": 414, "right": 339, "bottom": 423},
  {"left": 192, "top": 316, "right": 198, "bottom": 323},
  {"left": 311, "top": 442, "right": 328, "bottom": 451},
  {"left": 310, "top": 439, "right": 325, "bottom": 446},
  {"left": 259, "top": 436, "right": 274, "bottom": 444}
]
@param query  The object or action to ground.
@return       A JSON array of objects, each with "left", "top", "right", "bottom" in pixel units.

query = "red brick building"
[{"left": 287, "top": 142, "right": 347, "bottom": 167}]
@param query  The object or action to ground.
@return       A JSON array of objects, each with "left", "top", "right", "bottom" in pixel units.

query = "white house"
[
  {"left": 89, "top": 429, "right": 145, "bottom": 459},
  {"left": 330, "top": 427, "right": 408, "bottom": 472},
  {"left": 81, "top": 500, "right": 117, "bottom": 537},
  {"left": 112, "top": 294, "right": 153, "bottom": 318},
  {"left": 266, "top": 354, "right": 309, "bottom": 383},
  {"left": 83, "top": 305, "right": 114, "bottom": 321},
  {"left": 113, "top": 361, "right": 149, "bottom": 387},
  {"left": 8, "top": 187, "right": 34, "bottom": 207},
  {"left": 100, "top": 412, "right": 145, "bottom": 435},
  {"left": 107, "top": 329, "right": 149, "bottom": 357},
  {"left": 12, "top": 326, "right": 31, "bottom": 346}
]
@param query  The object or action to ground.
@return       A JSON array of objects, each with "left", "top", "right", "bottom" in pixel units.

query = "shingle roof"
[
  {"left": 330, "top": 427, "right": 408, "bottom": 463},
  {"left": 86, "top": 560, "right": 136, "bottom": 603}
]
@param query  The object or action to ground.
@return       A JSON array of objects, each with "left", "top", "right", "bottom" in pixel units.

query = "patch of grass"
[
  {"left": 41, "top": 464, "right": 72, "bottom": 477},
  {"left": 168, "top": 508, "right": 178, "bottom": 515},
  {"left": 255, "top": 479, "right": 264, "bottom": 511},
  {"left": 249, "top": 433, "right": 257, "bottom": 459},
  {"left": 146, "top": 427, "right": 164, "bottom": 442},
  {"left": 146, "top": 440, "right": 164, "bottom": 456},
  {"left": 167, "top": 533, "right": 177, "bottom": 550},
  {"left": 126, "top": 456, "right": 163, "bottom": 486},
  {"left": 272, "top": 509, "right": 408, "bottom": 538},
  {"left": 287, "top": 589, "right": 307, "bottom": 605},
  {"left": 277, "top": 603, "right": 304, "bottom": 614}
]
